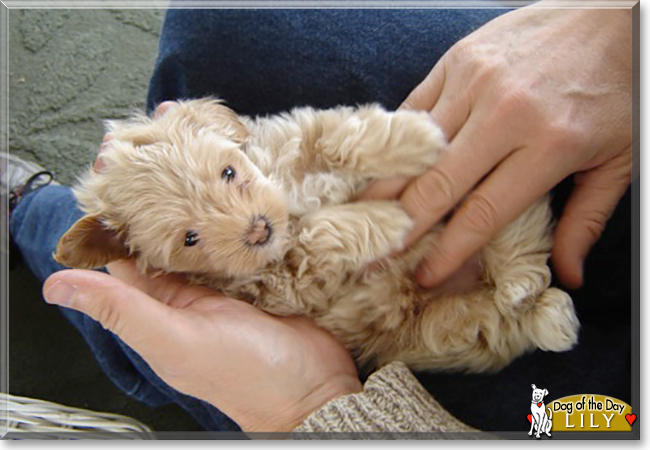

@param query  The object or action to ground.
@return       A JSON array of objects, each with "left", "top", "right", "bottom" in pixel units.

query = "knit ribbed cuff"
[{"left": 291, "top": 361, "right": 482, "bottom": 437}]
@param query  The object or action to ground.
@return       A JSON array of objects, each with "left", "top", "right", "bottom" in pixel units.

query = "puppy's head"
[{"left": 54, "top": 99, "right": 290, "bottom": 278}]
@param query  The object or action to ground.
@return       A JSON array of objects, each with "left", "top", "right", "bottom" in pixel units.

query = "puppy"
[
  {"left": 529, "top": 384, "right": 553, "bottom": 438},
  {"left": 54, "top": 98, "right": 580, "bottom": 372}
]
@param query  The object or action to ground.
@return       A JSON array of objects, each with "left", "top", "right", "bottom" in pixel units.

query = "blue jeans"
[
  {"left": 11, "top": 7, "right": 632, "bottom": 432},
  {"left": 10, "top": 186, "right": 241, "bottom": 431}
]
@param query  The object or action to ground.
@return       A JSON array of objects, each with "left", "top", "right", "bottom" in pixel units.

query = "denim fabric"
[
  {"left": 10, "top": 186, "right": 240, "bottom": 431},
  {"left": 11, "top": 6, "right": 632, "bottom": 433},
  {"left": 146, "top": 8, "right": 508, "bottom": 114}
]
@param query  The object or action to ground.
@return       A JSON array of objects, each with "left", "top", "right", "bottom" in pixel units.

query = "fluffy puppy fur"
[{"left": 54, "top": 98, "right": 580, "bottom": 372}]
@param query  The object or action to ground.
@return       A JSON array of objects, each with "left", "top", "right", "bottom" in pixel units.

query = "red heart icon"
[
  {"left": 527, "top": 414, "right": 532, "bottom": 423},
  {"left": 537, "top": 402, "right": 542, "bottom": 407},
  {"left": 625, "top": 414, "right": 636, "bottom": 425}
]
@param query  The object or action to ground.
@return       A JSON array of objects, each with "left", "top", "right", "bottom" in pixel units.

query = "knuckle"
[
  {"left": 428, "top": 242, "right": 456, "bottom": 269},
  {"left": 495, "top": 86, "right": 536, "bottom": 121},
  {"left": 448, "top": 37, "right": 483, "bottom": 66},
  {"left": 453, "top": 45, "right": 506, "bottom": 87},
  {"left": 582, "top": 217, "right": 606, "bottom": 241},
  {"left": 420, "top": 167, "right": 457, "bottom": 206},
  {"left": 543, "top": 123, "right": 585, "bottom": 155},
  {"left": 459, "top": 192, "right": 500, "bottom": 236},
  {"left": 400, "top": 97, "right": 416, "bottom": 111},
  {"left": 573, "top": 209, "right": 609, "bottom": 241},
  {"left": 93, "top": 300, "right": 123, "bottom": 335}
]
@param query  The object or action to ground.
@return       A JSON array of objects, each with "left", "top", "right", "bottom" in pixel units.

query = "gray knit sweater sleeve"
[{"left": 291, "top": 361, "right": 484, "bottom": 437}]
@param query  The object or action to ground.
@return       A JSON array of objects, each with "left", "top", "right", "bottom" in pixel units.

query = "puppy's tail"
[{"left": 547, "top": 407, "right": 553, "bottom": 419}]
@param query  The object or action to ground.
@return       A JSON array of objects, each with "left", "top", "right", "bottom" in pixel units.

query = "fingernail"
[
  {"left": 93, "top": 157, "right": 106, "bottom": 173},
  {"left": 44, "top": 281, "right": 77, "bottom": 306},
  {"left": 154, "top": 101, "right": 176, "bottom": 118}
]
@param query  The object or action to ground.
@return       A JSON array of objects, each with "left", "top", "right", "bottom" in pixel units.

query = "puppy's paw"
[
  {"left": 368, "top": 201, "right": 414, "bottom": 256},
  {"left": 492, "top": 263, "right": 551, "bottom": 316},
  {"left": 297, "top": 201, "right": 413, "bottom": 271},
  {"left": 529, "top": 288, "right": 580, "bottom": 352},
  {"left": 494, "top": 281, "right": 536, "bottom": 316},
  {"left": 385, "top": 110, "right": 446, "bottom": 172},
  {"left": 494, "top": 277, "right": 547, "bottom": 316}
]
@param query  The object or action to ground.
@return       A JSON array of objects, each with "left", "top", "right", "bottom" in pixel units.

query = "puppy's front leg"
[
  {"left": 314, "top": 105, "right": 446, "bottom": 178},
  {"left": 295, "top": 201, "right": 413, "bottom": 275}
]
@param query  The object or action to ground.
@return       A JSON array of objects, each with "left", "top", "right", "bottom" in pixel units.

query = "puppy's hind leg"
[
  {"left": 482, "top": 197, "right": 557, "bottom": 316},
  {"left": 482, "top": 197, "right": 579, "bottom": 353},
  {"left": 524, "top": 287, "right": 580, "bottom": 353}
]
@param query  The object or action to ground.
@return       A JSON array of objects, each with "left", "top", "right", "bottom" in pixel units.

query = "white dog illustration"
[{"left": 529, "top": 384, "right": 553, "bottom": 438}]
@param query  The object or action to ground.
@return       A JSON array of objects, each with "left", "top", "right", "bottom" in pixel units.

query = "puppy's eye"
[
  {"left": 185, "top": 230, "right": 200, "bottom": 247},
  {"left": 221, "top": 166, "right": 236, "bottom": 183}
]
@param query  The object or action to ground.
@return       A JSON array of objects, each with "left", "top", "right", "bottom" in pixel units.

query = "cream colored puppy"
[{"left": 55, "top": 98, "right": 579, "bottom": 372}]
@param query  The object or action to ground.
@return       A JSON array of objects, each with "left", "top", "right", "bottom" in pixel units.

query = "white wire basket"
[{"left": 0, "top": 392, "right": 154, "bottom": 440}]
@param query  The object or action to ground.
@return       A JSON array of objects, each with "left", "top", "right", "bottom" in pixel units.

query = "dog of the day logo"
[
  {"left": 527, "top": 385, "right": 635, "bottom": 438},
  {"left": 528, "top": 384, "right": 553, "bottom": 438}
]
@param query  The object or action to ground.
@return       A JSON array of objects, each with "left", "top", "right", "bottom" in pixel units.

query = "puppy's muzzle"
[{"left": 246, "top": 215, "right": 272, "bottom": 246}]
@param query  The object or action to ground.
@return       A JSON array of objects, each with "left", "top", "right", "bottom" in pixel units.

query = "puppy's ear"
[
  {"left": 188, "top": 99, "right": 249, "bottom": 145},
  {"left": 532, "top": 384, "right": 536, "bottom": 389},
  {"left": 105, "top": 117, "right": 162, "bottom": 148},
  {"left": 544, "top": 389, "right": 548, "bottom": 397},
  {"left": 53, "top": 215, "right": 130, "bottom": 269}
]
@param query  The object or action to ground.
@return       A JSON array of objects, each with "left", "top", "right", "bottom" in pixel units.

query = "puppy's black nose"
[{"left": 246, "top": 216, "right": 272, "bottom": 246}]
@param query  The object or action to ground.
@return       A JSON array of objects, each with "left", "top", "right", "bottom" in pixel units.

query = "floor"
[{"left": 8, "top": 7, "right": 202, "bottom": 432}]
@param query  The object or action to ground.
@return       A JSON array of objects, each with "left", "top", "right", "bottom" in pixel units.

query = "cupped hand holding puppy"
[
  {"left": 43, "top": 261, "right": 362, "bottom": 432},
  {"left": 361, "top": 5, "right": 632, "bottom": 290}
]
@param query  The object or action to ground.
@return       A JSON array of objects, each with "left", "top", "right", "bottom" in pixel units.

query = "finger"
[
  {"left": 401, "top": 54, "right": 471, "bottom": 144},
  {"left": 101, "top": 133, "right": 114, "bottom": 145},
  {"left": 105, "top": 260, "right": 225, "bottom": 308},
  {"left": 93, "top": 133, "right": 114, "bottom": 173},
  {"left": 356, "top": 175, "right": 412, "bottom": 201},
  {"left": 427, "top": 87, "right": 472, "bottom": 145},
  {"left": 415, "top": 146, "right": 572, "bottom": 287},
  {"left": 552, "top": 161, "right": 630, "bottom": 289},
  {"left": 399, "top": 111, "right": 514, "bottom": 250},
  {"left": 399, "top": 58, "right": 447, "bottom": 112},
  {"left": 43, "top": 269, "right": 178, "bottom": 359},
  {"left": 153, "top": 101, "right": 178, "bottom": 118}
]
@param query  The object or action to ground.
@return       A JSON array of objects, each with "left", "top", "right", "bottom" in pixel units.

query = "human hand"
[
  {"left": 361, "top": 5, "right": 632, "bottom": 289},
  {"left": 43, "top": 261, "right": 362, "bottom": 432}
]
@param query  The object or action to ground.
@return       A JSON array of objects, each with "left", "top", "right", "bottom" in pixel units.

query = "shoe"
[
  {"left": 1, "top": 153, "right": 58, "bottom": 269},
  {"left": 1, "top": 153, "right": 58, "bottom": 213}
]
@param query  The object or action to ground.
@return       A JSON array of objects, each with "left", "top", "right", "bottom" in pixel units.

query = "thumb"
[{"left": 43, "top": 269, "right": 175, "bottom": 358}]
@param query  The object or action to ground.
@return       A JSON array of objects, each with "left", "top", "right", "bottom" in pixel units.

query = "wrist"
[
  {"left": 240, "top": 374, "right": 363, "bottom": 432},
  {"left": 293, "top": 362, "right": 479, "bottom": 434}
]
